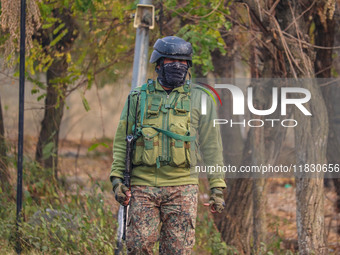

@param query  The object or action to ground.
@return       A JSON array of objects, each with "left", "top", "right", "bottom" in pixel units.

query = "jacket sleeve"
[
  {"left": 198, "top": 94, "right": 227, "bottom": 189},
  {"left": 110, "top": 94, "right": 136, "bottom": 182}
]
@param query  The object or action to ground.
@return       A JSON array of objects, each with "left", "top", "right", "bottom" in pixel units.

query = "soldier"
[{"left": 110, "top": 36, "right": 226, "bottom": 254}]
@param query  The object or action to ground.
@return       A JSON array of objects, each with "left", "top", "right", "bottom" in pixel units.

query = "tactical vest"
[{"left": 132, "top": 79, "right": 195, "bottom": 168}]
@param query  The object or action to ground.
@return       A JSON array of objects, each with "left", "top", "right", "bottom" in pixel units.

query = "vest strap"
[
  {"left": 140, "top": 83, "right": 148, "bottom": 127},
  {"left": 140, "top": 81, "right": 195, "bottom": 142},
  {"left": 145, "top": 125, "right": 195, "bottom": 142}
]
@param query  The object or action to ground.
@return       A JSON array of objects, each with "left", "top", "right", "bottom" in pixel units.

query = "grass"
[
  {"left": 0, "top": 156, "right": 118, "bottom": 254},
  {"left": 0, "top": 153, "right": 300, "bottom": 255}
]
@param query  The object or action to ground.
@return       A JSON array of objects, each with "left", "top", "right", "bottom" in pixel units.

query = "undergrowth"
[
  {"left": 0, "top": 157, "right": 117, "bottom": 254},
  {"left": 0, "top": 155, "right": 297, "bottom": 254}
]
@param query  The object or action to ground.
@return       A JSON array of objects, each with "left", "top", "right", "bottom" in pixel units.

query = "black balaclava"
[{"left": 156, "top": 58, "right": 189, "bottom": 89}]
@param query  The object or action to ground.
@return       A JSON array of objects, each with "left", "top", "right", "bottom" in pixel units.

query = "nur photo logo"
[{"left": 197, "top": 81, "right": 312, "bottom": 128}]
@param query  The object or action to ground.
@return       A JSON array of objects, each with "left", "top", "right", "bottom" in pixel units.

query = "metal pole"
[
  {"left": 16, "top": 0, "right": 26, "bottom": 253},
  {"left": 131, "top": 0, "right": 153, "bottom": 90},
  {"left": 115, "top": 2, "right": 154, "bottom": 254}
]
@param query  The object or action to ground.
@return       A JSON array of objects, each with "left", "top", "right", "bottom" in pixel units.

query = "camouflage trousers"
[{"left": 126, "top": 184, "right": 198, "bottom": 255}]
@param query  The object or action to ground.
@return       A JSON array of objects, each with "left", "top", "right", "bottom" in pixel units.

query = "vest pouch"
[
  {"left": 141, "top": 127, "right": 159, "bottom": 166},
  {"left": 132, "top": 136, "right": 143, "bottom": 166},
  {"left": 169, "top": 123, "right": 189, "bottom": 167},
  {"left": 185, "top": 125, "right": 196, "bottom": 167},
  {"left": 174, "top": 96, "right": 190, "bottom": 116},
  {"left": 147, "top": 95, "right": 163, "bottom": 119},
  {"left": 186, "top": 142, "right": 192, "bottom": 167}
]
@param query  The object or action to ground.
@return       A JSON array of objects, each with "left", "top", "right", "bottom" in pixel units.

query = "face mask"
[{"left": 157, "top": 62, "right": 189, "bottom": 88}]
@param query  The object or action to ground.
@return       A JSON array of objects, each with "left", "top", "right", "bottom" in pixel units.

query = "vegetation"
[
  {"left": 0, "top": 157, "right": 117, "bottom": 254},
  {"left": 0, "top": 0, "right": 340, "bottom": 254},
  {"left": 0, "top": 152, "right": 300, "bottom": 254}
]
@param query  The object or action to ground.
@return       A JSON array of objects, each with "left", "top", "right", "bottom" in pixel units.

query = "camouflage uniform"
[
  {"left": 126, "top": 185, "right": 198, "bottom": 255},
  {"left": 111, "top": 36, "right": 226, "bottom": 254}
]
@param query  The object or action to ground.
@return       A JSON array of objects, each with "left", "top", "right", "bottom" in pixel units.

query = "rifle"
[
  {"left": 122, "top": 133, "right": 134, "bottom": 240},
  {"left": 115, "top": 92, "right": 139, "bottom": 255},
  {"left": 114, "top": 134, "right": 134, "bottom": 254}
]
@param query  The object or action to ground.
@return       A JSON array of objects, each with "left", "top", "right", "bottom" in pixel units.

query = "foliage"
[
  {"left": 162, "top": 0, "right": 230, "bottom": 76},
  {"left": 194, "top": 210, "right": 237, "bottom": 254},
  {"left": 0, "top": 0, "right": 137, "bottom": 106},
  {"left": 0, "top": 0, "right": 41, "bottom": 65},
  {"left": 0, "top": 153, "right": 304, "bottom": 254},
  {"left": 0, "top": 0, "right": 232, "bottom": 102},
  {"left": 26, "top": 0, "right": 137, "bottom": 101},
  {"left": 0, "top": 156, "right": 118, "bottom": 254}
]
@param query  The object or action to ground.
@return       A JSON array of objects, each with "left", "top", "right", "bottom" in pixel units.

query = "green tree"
[
  {"left": 33, "top": 6, "right": 79, "bottom": 179},
  {"left": 0, "top": 0, "right": 42, "bottom": 190},
  {"left": 1, "top": 0, "right": 137, "bottom": 179},
  {"left": 158, "top": 0, "right": 229, "bottom": 76}
]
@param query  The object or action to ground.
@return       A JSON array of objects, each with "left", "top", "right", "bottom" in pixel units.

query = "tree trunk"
[
  {"left": 251, "top": 113, "right": 267, "bottom": 253},
  {"left": 213, "top": 39, "right": 254, "bottom": 252},
  {"left": 244, "top": 1, "right": 329, "bottom": 254},
  {"left": 314, "top": 3, "right": 340, "bottom": 237},
  {"left": 34, "top": 8, "right": 78, "bottom": 180},
  {"left": 330, "top": 5, "right": 340, "bottom": 220},
  {"left": 250, "top": 43, "right": 289, "bottom": 253},
  {"left": 252, "top": 178, "right": 267, "bottom": 252},
  {"left": 276, "top": 1, "right": 328, "bottom": 254},
  {"left": 218, "top": 180, "right": 253, "bottom": 254},
  {"left": 212, "top": 30, "right": 244, "bottom": 168},
  {"left": 211, "top": 8, "right": 256, "bottom": 253},
  {"left": 0, "top": 96, "right": 9, "bottom": 190},
  {"left": 35, "top": 57, "right": 68, "bottom": 179},
  {"left": 250, "top": 43, "right": 267, "bottom": 253},
  {"left": 218, "top": 133, "right": 253, "bottom": 254}
]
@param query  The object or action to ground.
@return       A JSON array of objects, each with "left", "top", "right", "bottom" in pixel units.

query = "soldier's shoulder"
[
  {"left": 129, "top": 86, "right": 142, "bottom": 96},
  {"left": 191, "top": 83, "right": 210, "bottom": 96},
  {"left": 190, "top": 83, "right": 217, "bottom": 106},
  {"left": 132, "top": 79, "right": 156, "bottom": 94}
]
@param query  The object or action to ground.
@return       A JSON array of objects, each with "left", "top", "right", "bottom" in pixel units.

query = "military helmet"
[{"left": 150, "top": 36, "right": 193, "bottom": 67}]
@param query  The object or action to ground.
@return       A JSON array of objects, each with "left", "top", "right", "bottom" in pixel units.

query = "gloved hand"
[
  {"left": 112, "top": 178, "right": 131, "bottom": 206},
  {"left": 206, "top": 187, "right": 225, "bottom": 213}
]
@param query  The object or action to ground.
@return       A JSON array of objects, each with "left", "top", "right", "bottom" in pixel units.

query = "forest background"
[{"left": 1, "top": 0, "right": 340, "bottom": 254}]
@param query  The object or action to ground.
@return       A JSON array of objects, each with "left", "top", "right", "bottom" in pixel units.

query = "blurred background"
[{"left": 1, "top": 0, "right": 340, "bottom": 254}]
